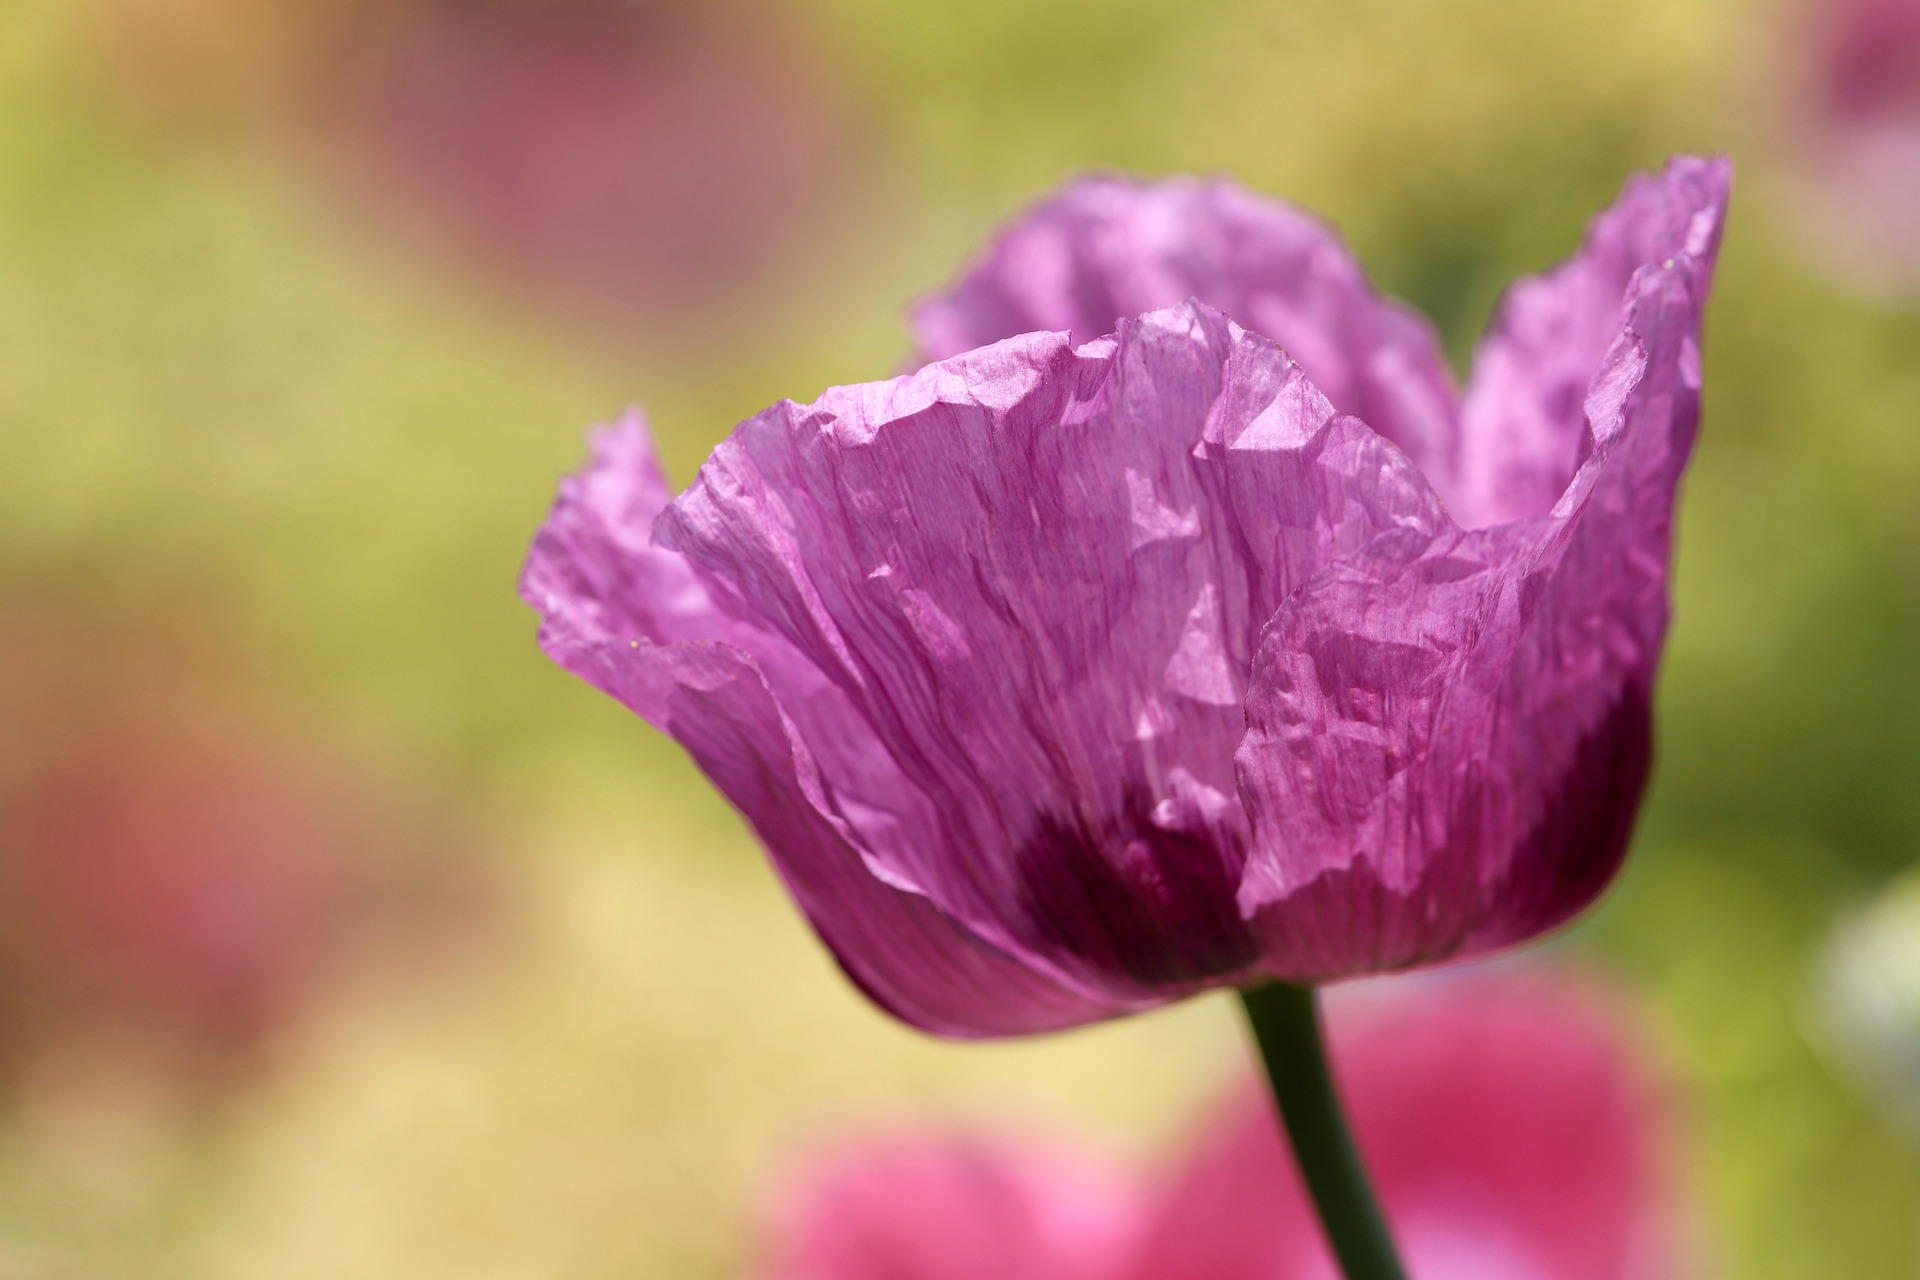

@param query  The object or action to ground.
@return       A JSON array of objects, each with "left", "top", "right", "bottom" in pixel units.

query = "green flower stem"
[{"left": 1238, "top": 982, "right": 1408, "bottom": 1280}]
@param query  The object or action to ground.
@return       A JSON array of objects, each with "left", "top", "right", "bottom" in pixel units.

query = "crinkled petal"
[
  {"left": 1128, "top": 973, "right": 1673, "bottom": 1280},
  {"left": 521, "top": 410, "right": 744, "bottom": 683},
  {"left": 522, "top": 414, "right": 1121, "bottom": 1035},
  {"left": 654, "top": 303, "right": 1443, "bottom": 1002},
  {"left": 1453, "top": 156, "right": 1732, "bottom": 528},
  {"left": 912, "top": 175, "right": 1461, "bottom": 495},
  {"left": 1234, "top": 163, "right": 1726, "bottom": 979}
]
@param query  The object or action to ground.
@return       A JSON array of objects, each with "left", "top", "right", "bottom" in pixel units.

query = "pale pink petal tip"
[{"left": 759, "top": 1133, "right": 1139, "bottom": 1280}]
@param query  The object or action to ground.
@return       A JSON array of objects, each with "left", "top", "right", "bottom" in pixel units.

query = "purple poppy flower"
[{"left": 523, "top": 157, "right": 1729, "bottom": 1036}]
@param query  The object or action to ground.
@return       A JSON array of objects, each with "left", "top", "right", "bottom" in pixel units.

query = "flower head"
[
  {"left": 756, "top": 974, "right": 1677, "bottom": 1280},
  {"left": 523, "top": 158, "right": 1729, "bottom": 1036}
]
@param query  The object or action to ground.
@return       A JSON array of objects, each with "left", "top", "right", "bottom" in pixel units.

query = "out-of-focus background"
[{"left": 2, "top": 0, "right": 1919, "bottom": 1276}]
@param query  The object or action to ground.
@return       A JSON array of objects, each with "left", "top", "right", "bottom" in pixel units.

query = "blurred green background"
[{"left": 2, "top": 0, "right": 1918, "bottom": 1276}]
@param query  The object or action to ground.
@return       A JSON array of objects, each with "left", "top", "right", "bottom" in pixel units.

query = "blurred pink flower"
[
  {"left": 758, "top": 975, "right": 1676, "bottom": 1280},
  {"left": 1787, "top": 0, "right": 1920, "bottom": 291},
  {"left": 311, "top": 0, "right": 858, "bottom": 332},
  {"left": 523, "top": 158, "right": 1728, "bottom": 1036},
  {"left": 14, "top": 729, "right": 371, "bottom": 1054},
  {"left": 0, "top": 592, "right": 481, "bottom": 1090}
]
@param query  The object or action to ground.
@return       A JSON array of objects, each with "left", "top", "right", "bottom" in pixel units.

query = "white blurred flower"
[{"left": 1814, "top": 869, "right": 1920, "bottom": 1131}]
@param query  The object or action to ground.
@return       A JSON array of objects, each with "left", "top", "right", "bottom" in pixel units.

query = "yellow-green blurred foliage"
[{"left": 1, "top": 0, "right": 1918, "bottom": 1276}]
